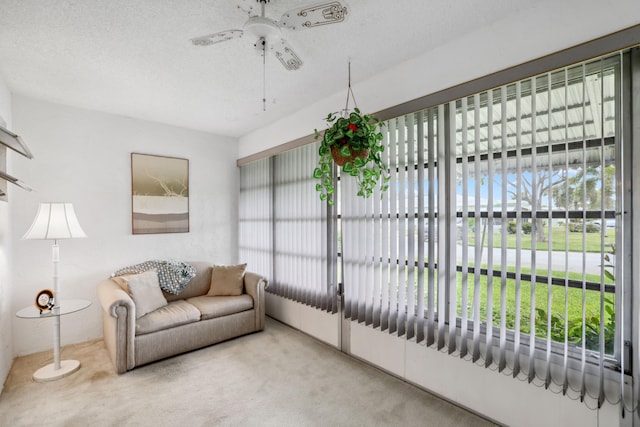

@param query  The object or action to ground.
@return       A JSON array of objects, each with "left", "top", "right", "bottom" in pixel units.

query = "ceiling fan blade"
[
  {"left": 271, "top": 39, "right": 303, "bottom": 71},
  {"left": 279, "top": 1, "right": 348, "bottom": 30},
  {"left": 235, "top": 0, "right": 260, "bottom": 17},
  {"left": 190, "top": 30, "right": 243, "bottom": 46}
]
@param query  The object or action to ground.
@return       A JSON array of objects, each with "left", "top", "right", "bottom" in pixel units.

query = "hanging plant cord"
[
  {"left": 262, "top": 38, "right": 267, "bottom": 112},
  {"left": 343, "top": 60, "right": 358, "bottom": 117},
  {"left": 313, "top": 61, "right": 390, "bottom": 205}
]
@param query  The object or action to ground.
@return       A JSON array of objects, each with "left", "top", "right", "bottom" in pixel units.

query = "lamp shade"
[{"left": 22, "top": 203, "right": 87, "bottom": 240}]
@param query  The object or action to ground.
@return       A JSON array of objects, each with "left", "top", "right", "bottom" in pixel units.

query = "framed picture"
[{"left": 131, "top": 153, "right": 189, "bottom": 234}]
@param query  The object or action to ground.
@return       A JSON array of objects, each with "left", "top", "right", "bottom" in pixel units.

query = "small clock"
[{"left": 35, "top": 289, "right": 55, "bottom": 314}]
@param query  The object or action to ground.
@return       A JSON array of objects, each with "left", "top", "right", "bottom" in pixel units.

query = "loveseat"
[{"left": 97, "top": 261, "right": 268, "bottom": 374}]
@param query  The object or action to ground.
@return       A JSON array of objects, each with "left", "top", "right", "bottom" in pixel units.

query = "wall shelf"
[
  {"left": 0, "top": 170, "right": 32, "bottom": 191},
  {"left": 0, "top": 122, "right": 33, "bottom": 200},
  {"left": 0, "top": 124, "right": 33, "bottom": 159}
]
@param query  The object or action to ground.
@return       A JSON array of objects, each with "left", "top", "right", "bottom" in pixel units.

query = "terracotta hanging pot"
[
  {"left": 312, "top": 62, "right": 389, "bottom": 205},
  {"left": 330, "top": 140, "right": 370, "bottom": 167}
]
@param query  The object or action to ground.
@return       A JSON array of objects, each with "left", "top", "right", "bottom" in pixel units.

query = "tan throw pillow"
[
  {"left": 207, "top": 263, "right": 247, "bottom": 296},
  {"left": 111, "top": 274, "right": 135, "bottom": 293},
  {"left": 122, "top": 270, "right": 168, "bottom": 318}
]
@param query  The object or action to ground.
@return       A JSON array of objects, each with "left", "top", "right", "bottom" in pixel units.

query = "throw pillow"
[
  {"left": 110, "top": 274, "right": 134, "bottom": 293},
  {"left": 207, "top": 263, "right": 247, "bottom": 296},
  {"left": 123, "top": 270, "right": 168, "bottom": 318}
]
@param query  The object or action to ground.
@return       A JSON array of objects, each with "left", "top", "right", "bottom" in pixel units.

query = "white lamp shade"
[{"left": 22, "top": 203, "right": 87, "bottom": 240}]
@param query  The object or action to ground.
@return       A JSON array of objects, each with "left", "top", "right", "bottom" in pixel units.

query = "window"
[
  {"left": 340, "top": 51, "right": 628, "bottom": 404},
  {"left": 239, "top": 143, "right": 337, "bottom": 312},
  {"left": 239, "top": 47, "right": 637, "bottom": 409}
]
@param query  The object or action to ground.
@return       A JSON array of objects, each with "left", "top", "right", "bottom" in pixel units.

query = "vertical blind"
[
  {"left": 239, "top": 143, "right": 337, "bottom": 313},
  {"left": 239, "top": 48, "right": 638, "bottom": 411},
  {"left": 340, "top": 52, "right": 628, "bottom": 407},
  {"left": 239, "top": 157, "right": 273, "bottom": 281}
]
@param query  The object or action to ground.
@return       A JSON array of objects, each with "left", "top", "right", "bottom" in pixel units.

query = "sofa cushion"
[
  {"left": 187, "top": 295, "right": 253, "bottom": 320},
  {"left": 207, "top": 263, "right": 247, "bottom": 296},
  {"left": 122, "top": 270, "right": 168, "bottom": 319},
  {"left": 136, "top": 300, "right": 201, "bottom": 336}
]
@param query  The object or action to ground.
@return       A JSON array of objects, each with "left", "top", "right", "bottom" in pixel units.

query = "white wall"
[
  {"left": 0, "top": 73, "right": 13, "bottom": 393},
  {"left": 9, "top": 95, "right": 239, "bottom": 356},
  {"left": 267, "top": 295, "right": 620, "bottom": 427},
  {"left": 266, "top": 293, "right": 340, "bottom": 348}
]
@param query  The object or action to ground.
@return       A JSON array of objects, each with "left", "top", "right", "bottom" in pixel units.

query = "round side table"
[{"left": 16, "top": 299, "right": 91, "bottom": 382}]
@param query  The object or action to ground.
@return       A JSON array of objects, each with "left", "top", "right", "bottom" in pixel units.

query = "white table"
[{"left": 16, "top": 299, "right": 91, "bottom": 382}]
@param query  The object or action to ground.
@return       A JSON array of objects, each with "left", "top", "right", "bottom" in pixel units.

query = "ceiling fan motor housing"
[{"left": 244, "top": 16, "right": 282, "bottom": 42}]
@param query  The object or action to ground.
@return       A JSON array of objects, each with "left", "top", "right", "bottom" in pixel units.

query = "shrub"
[
  {"left": 569, "top": 221, "right": 600, "bottom": 233},
  {"left": 506, "top": 221, "right": 532, "bottom": 234},
  {"left": 585, "top": 223, "right": 600, "bottom": 233},
  {"left": 496, "top": 302, "right": 615, "bottom": 354}
]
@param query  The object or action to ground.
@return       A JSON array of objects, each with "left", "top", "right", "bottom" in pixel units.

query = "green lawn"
[
  {"left": 466, "top": 225, "right": 615, "bottom": 253},
  {"left": 452, "top": 268, "right": 610, "bottom": 325},
  {"left": 415, "top": 265, "right": 613, "bottom": 347}
]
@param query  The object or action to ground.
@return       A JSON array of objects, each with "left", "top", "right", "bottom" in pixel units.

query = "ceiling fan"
[{"left": 190, "top": 0, "right": 349, "bottom": 71}]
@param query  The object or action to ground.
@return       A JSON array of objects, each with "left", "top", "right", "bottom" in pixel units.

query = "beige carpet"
[{"left": 0, "top": 317, "right": 496, "bottom": 427}]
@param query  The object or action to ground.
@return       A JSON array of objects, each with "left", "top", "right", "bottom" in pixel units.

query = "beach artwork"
[{"left": 131, "top": 153, "right": 189, "bottom": 234}]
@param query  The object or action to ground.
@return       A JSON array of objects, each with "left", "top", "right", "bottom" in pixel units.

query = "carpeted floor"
[{"left": 0, "top": 317, "right": 496, "bottom": 426}]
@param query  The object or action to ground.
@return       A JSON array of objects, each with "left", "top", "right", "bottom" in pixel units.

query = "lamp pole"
[{"left": 52, "top": 240, "right": 61, "bottom": 371}]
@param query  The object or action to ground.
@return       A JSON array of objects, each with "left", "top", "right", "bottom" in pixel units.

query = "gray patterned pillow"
[{"left": 113, "top": 260, "right": 196, "bottom": 295}]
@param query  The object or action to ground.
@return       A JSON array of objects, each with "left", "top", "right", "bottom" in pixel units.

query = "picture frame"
[
  {"left": 35, "top": 288, "right": 55, "bottom": 314},
  {"left": 131, "top": 153, "right": 189, "bottom": 234}
]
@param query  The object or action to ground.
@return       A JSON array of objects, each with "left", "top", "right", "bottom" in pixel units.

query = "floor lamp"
[{"left": 22, "top": 202, "right": 87, "bottom": 381}]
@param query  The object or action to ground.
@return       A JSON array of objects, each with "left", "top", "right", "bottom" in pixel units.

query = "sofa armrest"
[
  {"left": 244, "top": 272, "right": 269, "bottom": 330},
  {"left": 97, "top": 278, "right": 136, "bottom": 374}
]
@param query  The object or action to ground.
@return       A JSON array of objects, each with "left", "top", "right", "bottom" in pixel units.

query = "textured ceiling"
[{"left": 0, "top": 0, "right": 535, "bottom": 138}]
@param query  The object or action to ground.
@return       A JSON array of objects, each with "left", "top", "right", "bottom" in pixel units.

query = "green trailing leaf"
[
  {"left": 340, "top": 145, "right": 351, "bottom": 157},
  {"left": 313, "top": 168, "right": 323, "bottom": 179}
]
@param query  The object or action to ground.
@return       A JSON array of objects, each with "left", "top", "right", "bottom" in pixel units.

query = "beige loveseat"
[{"left": 97, "top": 261, "right": 268, "bottom": 374}]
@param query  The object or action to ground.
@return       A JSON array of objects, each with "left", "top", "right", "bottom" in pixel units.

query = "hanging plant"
[{"left": 312, "top": 63, "right": 390, "bottom": 205}]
